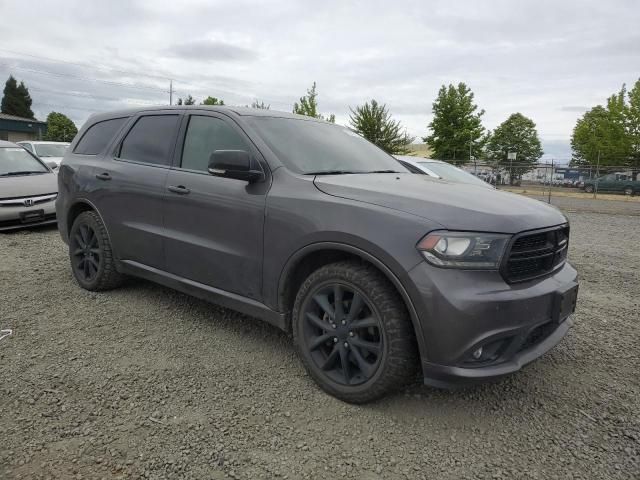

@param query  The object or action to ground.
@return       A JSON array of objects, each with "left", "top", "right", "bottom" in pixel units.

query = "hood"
[
  {"left": 314, "top": 173, "right": 567, "bottom": 233},
  {"left": 0, "top": 173, "right": 58, "bottom": 199}
]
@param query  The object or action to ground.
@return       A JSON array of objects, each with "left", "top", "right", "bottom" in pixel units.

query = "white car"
[
  {"left": 395, "top": 155, "right": 494, "bottom": 189},
  {"left": 17, "top": 141, "right": 70, "bottom": 169}
]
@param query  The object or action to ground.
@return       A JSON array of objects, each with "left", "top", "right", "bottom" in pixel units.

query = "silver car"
[
  {"left": 0, "top": 140, "right": 58, "bottom": 231},
  {"left": 395, "top": 155, "right": 494, "bottom": 189},
  {"left": 17, "top": 141, "right": 70, "bottom": 169}
]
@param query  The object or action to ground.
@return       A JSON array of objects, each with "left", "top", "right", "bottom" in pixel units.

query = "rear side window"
[
  {"left": 118, "top": 115, "right": 180, "bottom": 166},
  {"left": 181, "top": 116, "right": 249, "bottom": 172},
  {"left": 74, "top": 117, "right": 127, "bottom": 155}
]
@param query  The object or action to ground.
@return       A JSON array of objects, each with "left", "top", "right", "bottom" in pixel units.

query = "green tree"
[
  {"left": 424, "top": 82, "right": 485, "bottom": 165},
  {"left": 202, "top": 96, "right": 224, "bottom": 105},
  {"left": 486, "top": 113, "right": 543, "bottom": 184},
  {"left": 1, "top": 75, "right": 34, "bottom": 118},
  {"left": 349, "top": 99, "right": 413, "bottom": 154},
  {"left": 43, "top": 112, "right": 77, "bottom": 142},
  {"left": 293, "top": 82, "right": 335, "bottom": 123},
  {"left": 176, "top": 95, "right": 196, "bottom": 105},
  {"left": 625, "top": 79, "right": 640, "bottom": 168},
  {"left": 571, "top": 86, "right": 631, "bottom": 168},
  {"left": 250, "top": 100, "right": 270, "bottom": 109}
]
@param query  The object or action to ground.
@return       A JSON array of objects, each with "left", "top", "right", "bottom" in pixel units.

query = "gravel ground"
[{"left": 1, "top": 207, "right": 639, "bottom": 479}]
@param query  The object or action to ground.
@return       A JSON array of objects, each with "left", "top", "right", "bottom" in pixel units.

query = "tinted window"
[
  {"left": 181, "top": 116, "right": 249, "bottom": 172},
  {"left": 20, "top": 143, "right": 34, "bottom": 153},
  {"left": 246, "top": 117, "right": 407, "bottom": 174},
  {"left": 118, "top": 115, "right": 179, "bottom": 166},
  {"left": 74, "top": 118, "right": 127, "bottom": 155}
]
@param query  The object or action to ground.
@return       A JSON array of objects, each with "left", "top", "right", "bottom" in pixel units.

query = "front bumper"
[
  {"left": 407, "top": 260, "right": 578, "bottom": 387},
  {"left": 0, "top": 200, "right": 57, "bottom": 232}
]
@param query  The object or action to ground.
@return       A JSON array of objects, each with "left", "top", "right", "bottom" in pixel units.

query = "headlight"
[{"left": 416, "top": 231, "right": 510, "bottom": 269}]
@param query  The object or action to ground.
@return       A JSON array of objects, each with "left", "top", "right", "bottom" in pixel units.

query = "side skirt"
[{"left": 119, "top": 260, "right": 287, "bottom": 331}]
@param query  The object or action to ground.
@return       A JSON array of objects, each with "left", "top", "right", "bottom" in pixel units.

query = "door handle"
[
  {"left": 95, "top": 172, "right": 111, "bottom": 181},
  {"left": 167, "top": 185, "right": 190, "bottom": 195}
]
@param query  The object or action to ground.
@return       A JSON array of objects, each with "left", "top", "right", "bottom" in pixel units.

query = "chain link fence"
[{"left": 459, "top": 161, "right": 640, "bottom": 202}]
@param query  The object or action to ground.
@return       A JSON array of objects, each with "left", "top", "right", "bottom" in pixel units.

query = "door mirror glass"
[
  {"left": 208, "top": 150, "right": 264, "bottom": 182},
  {"left": 46, "top": 161, "right": 58, "bottom": 169}
]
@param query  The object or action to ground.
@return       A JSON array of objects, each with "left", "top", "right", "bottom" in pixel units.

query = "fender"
[{"left": 278, "top": 241, "right": 429, "bottom": 363}]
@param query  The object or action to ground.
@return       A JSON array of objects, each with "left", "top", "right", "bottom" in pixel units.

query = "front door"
[{"left": 163, "top": 113, "right": 268, "bottom": 300}]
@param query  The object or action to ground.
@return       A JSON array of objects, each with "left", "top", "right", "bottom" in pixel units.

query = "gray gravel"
[{"left": 1, "top": 207, "right": 639, "bottom": 479}]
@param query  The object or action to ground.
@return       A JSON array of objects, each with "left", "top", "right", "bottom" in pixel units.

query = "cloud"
[{"left": 164, "top": 39, "right": 257, "bottom": 62}]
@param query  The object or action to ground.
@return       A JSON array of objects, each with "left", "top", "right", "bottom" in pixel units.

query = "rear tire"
[
  {"left": 292, "top": 261, "right": 418, "bottom": 403},
  {"left": 69, "top": 211, "right": 124, "bottom": 291}
]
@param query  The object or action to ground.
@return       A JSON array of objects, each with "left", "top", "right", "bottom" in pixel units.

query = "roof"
[
  {"left": 394, "top": 155, "right": 440, "bottom": 164},
  {"left": 16, "top": 141, "right": 70, "bottom": 145},
  {"left": 0, "top": 113, "right": 46, "bottom": 124},
  {"left": 84, "top": 105, "right": 325, "bottom": 124}
]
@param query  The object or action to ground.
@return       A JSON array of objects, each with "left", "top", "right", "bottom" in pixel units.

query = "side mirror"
[
  {"left": 208, "top": 150, "right": 264, "bottom": 183},
  {"left": 46, "top": 161, "right": 58, "bottom": 170}
]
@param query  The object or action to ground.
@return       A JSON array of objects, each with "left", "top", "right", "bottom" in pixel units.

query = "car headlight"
[{"left": 416, "top": 231, "right": 510, "bottom": 269}]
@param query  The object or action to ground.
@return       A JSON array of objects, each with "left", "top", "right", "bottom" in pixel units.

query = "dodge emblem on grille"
[{"left": 24, "top": 198, "right": 34, "bottom": 207}]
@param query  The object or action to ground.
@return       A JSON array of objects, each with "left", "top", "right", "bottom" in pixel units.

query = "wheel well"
[
  {"left": 280, "top": 248, "right": 414, "bottom": 334},
  {"left": 66, "top": 202, "right": 95, "bottom": 235}
]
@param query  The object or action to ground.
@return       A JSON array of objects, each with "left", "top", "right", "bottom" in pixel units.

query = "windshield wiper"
[
  {"left": 0, "top": 171, "right": 46, "bottom": 177},
  {"left": 305, "top": 170, "right": 360, "bottom": 175},
  {"left": 365, "top": 170, "right": 402, "bottom": 174}
]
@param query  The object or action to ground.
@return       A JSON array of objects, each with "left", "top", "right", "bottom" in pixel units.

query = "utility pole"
[{"left": 169, "top": 80, "right": 173, "bottom": 106}]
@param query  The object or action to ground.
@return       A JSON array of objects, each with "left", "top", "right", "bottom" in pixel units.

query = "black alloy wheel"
[
  {"left": 71, "top": 223, "right": 101, "bottom": 283},
  {"left": 302, "top": 283, "right": 383, "bottom": 386}
]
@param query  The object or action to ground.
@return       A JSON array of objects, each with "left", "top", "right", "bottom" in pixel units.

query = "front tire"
[
  {"left": 292, "top": 261, "right": 418, "bottom": 403},
  {"left": 69, "top": 211, "right": 124, "bottom": 291}
]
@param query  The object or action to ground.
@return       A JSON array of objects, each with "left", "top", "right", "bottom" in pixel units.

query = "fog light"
[{"left": 472, "top": 347, "right": 483, "bottom": 360}]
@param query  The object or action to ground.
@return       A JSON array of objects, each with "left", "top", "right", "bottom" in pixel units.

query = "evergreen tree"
[
  {"left": 349, "top": 99, "right": 413, "bottom": 154},
  {"left": 251, "top": 100, "right": 270, "bottom": 109},
  {"left": 424, "top": 83, "right": 485, "bottom": 165},
  {"left": 1, "top": 75, "right": 34, "bottom": 118},
  {"left": 293, "top": 82, "right": 335, "bottom": 123}
]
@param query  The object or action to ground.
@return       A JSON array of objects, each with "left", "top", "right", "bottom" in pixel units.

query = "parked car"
[
  {"left": 395, "top": 155, "right": 493, "bottom": 188},
  {"left": 57, "top": 106, "right": 578, "bottom": 403},
  {"left": 18, "top": 141, "right": 70, "bottom": 169},
  {"left": 582, "top": 173, "right": 639, "bottom": 195},
  {"left": 0, "top": 140, "right": 58, "bottom": 231}
]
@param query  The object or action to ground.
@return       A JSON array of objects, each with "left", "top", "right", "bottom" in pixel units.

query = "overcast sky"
[{"left": 1, "top": 0, "right": 639, "bottom": 161}]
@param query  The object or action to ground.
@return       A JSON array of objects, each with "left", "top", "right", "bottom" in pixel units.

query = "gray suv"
[{"left": 57, "top": 106, "right": 578, "bottom": 403}]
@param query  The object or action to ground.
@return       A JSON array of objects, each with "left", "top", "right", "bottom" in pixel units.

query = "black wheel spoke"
[
  {"left": 309, "top": 333, "right": 332, "bottom": 351},
  {"left": 90, "top": 248, "right": 101, "bottom": 255},
  {"left": 350, "top": 345, "right": 375, "bottom": 378},
  {"left": 88, "top": 257, "right": 99, "bottom": 270},
  {"left": 346, "top": 292, "right": 364, "bottom": 321},
  {"left": 351, "top": 337, "right": 381, "bottom": 356},
  {"left": 313, "top": 294, "right": 335, "bottom": 319},
  {"left": 350, "top": 316, "right": 378, "bottom": 330},
  {"left": 321, "top": 344, "right": 340, "bottom": 370},
  {"left": 74, "top": 233, "right": 85, "bottom": 249},
  {"left": 83, "top": 259, "right": 90, "bottom": 278},
  {"left": 339, "top": 346, "right": 351, "bottom": 384},
  {"left": 72, "top": 248, "right": 84, "bottom": 257},
  {"left": 333, "top": 285, "right": 344, "bottom": 318},
  {"left": 306, "top": 312, "right": 330, "bottom": 332}
]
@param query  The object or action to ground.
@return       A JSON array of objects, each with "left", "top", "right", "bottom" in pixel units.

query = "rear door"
[
  {"left": 91, "top": 111, "right": 182, "bottom": 269},
  {"left": 162, "top": 112, "right": 268, "bottom": 300}
]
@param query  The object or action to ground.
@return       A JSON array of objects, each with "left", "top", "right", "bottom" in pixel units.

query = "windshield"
[
  {"left": 0, "top": 147, "right": 49, "bottom": 176},
  {"left": 246, "top": 117, "right": 408, "bottom": 174},
  {"left": 34, "top": 143, "right": 68, "bottom": 157},
  {"left": 418, "top": 161, "right": 489, "bottom": 187}
]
